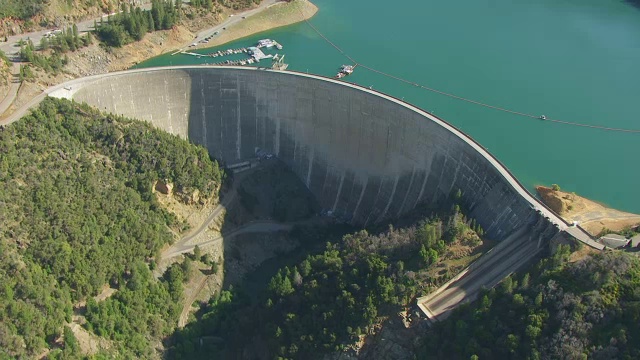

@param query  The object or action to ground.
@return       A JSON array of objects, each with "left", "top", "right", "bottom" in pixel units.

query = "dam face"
[{"left": 63, "top": 67, "right": 556, "bottom": 241}]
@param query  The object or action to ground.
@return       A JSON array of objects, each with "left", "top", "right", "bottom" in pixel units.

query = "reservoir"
[{"left": 135, "top": 0, "right": 640, "bottom": 213}]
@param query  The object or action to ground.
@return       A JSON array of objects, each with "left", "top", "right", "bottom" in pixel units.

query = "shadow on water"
[{"left": 624, "top": 0, "right": 640, "bottom": 9}]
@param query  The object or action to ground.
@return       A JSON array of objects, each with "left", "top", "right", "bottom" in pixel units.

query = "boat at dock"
[
  {"left": 258, "top": 39, "right": 276, "bottom": 48},
  {"left": 177, "top": 39, "right": 284, "bottom": 68}
]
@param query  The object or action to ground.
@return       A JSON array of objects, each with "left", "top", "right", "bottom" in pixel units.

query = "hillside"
[
  {"left": 1, "top": 0, "right": 119, "bottom": 36},
  {"left": 0, "top": 97, "right": 223, "bottom": 358},
  {"left": 0, "top": 0, "right": 259, "bottom": 36},
  {"left": 168, "top": 204, "right": 490, "bottom": 359},
  {"left": 419, "top": 247, "right": 640, "bottom": 359}
]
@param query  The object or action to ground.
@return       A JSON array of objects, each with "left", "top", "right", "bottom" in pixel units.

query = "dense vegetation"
[
  {"left": 19, "top": 39, "right": 66, "bottom": 74},
  {"left": 84, "top": 261, "right": 186, "bottom": 357},
  {"left": 39, "top": 25, "right": 94, "bottom": 53},
  {"left": 0, "top": 97, "right": 223, "bottom": 358},
  {"left": 169, "top": 204, "right": 485, "bottom": 359},
  {"left": 94, "top": 0, "right": 192, "bottom": 47},
  {"left": 420, "top": 247, "right": 640, "bottom": 359},
  {"left": 18, "top": 25, "right": 92, "bottom": 75},
  {"left": 0, "top": 0, "right": 45, "bottom": 20}
]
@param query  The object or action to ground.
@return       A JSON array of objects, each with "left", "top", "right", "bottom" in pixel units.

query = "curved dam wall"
[{"left": 59, "top": 66, "right": 559, "bottom": 241}]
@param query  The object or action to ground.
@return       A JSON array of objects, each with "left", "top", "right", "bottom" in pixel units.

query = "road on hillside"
[
  {"left": 0, "top": 2, "right": 151, "bottom": 57},
  {"left": 0, "top": 0, "right": 279, "bottom": 58},
  {"left": 187, "top": 0, "right": 278, "bottom": 50},
  {"left": 162, "top": 220, "right": 294, "bottom": 260}
]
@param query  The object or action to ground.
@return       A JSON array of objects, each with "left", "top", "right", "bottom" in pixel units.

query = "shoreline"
[
  {"left": 186, "top": 0, "right": 318, "bottom": 52},
  {"left": 0, "top": 0, "right": 317, "bottom": 119},
  {"left": 536, "top": 185, "right": 640, "bottom": 236}
]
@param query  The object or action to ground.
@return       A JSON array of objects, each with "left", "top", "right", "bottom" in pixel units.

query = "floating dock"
[
  {"left": 247, "top": 47, "right": 273, "bottom": 62},
  {"left": 175, "top": 39, "right": 282, "bottom": 66}
]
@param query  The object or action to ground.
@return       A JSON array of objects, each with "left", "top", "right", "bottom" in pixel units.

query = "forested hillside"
[
  {"left": 0, "top": 0, "right": 46, "bottom": 20},
  {"left": 169, "top": 204, "right": 487, "bottom": 359},
  {"left": 0, "top": 0, "right": 259, "bottom": 24},
  {"left": 420, "top": 248, "right": 640, "bottom": 359},
  {"left": 0, "top": 97, "right": 223, "bottom": 358}
]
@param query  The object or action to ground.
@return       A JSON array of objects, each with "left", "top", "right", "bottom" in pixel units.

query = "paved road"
[
  {"left": 0, "top": 79, "right": 51, "bottom": 125},
  {"left": 185, "top": 0, "right": 278, "bottom": 51},
  {"left": 418, "top": 226, "right": 543, "bottom": 322},
  {"left": 0, "top": 3, "right": 151, "bottom": 57}
]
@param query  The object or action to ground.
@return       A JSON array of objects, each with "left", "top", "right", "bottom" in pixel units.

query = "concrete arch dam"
[{"left": 52, "top": 66, "right": 589, "bottom": 244}]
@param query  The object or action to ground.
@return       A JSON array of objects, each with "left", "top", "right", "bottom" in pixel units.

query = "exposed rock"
[
  {"left": 179, "top": 188, "right": 201, "bottom": 204},
  {"left": 155, "top": 179, "right": 173, "bottom": 195}
]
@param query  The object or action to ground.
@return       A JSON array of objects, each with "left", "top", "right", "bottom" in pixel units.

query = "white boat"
[{"left": 257, "top": 39, "right": 275, "bottom": 48}]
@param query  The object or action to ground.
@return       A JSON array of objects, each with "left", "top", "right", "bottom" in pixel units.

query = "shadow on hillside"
[{"left": 216, "top": 159, "right": 324, "bottom": 291}]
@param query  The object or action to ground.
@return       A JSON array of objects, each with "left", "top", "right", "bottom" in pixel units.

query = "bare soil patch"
[{"left": 537, "top": 186, "right": 640, "bottom": 236}]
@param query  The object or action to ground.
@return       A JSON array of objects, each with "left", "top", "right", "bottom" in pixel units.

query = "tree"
[
  {"left": 292, "top": 269, "right": 303, "bottom": 287},
  {"left": 72, "top": 24, "right": 79, "bottom": 46},
  {"left": 521, "top": 273, "right": 530, "bottom": 289},
  {"left": 39, "top": 36, "right": 49, "bottom": 50},
  {"left": 193, "top": 245, "right": 201, "bottom": 260},
  {"left": 506, "top": 334, "right": 519, "bottom": 354},
  {"left": 63, "top": 326, "right": 79, "bottom": 353},
  {"left": 535, "top": 292, "right": 543, "bottom": 306},
  {"left": 551, "top": 183, "right": 561, "bottom": 191},
  {"left": 363, "top": 295, "right": 377, "bottom": 322},
  {"left": 181, "top": 257, "right": 193, "bottom": 281},
  {"left": 300, "top": 259, "right": 311, "bottom": 277}
]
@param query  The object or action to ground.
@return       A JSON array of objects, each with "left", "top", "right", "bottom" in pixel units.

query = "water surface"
[{"left": 136, "top": 0, "right": 640, "bottom": 213}]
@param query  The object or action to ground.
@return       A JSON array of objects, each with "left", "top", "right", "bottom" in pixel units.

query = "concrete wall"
[{"left": 66, "top": 67, "right": 557, "bottom": 241}]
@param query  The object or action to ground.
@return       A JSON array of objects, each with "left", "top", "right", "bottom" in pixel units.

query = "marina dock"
[{"left": 174, "top": 38, "right": 283, "bottom": 65}]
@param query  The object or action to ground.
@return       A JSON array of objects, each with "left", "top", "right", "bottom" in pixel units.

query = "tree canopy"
[
  {"left": 0, "top": 97, "right": 223, "bottom": 357},
  {"left": 420, "top": 248, "right": 640, "bottom": 359}
]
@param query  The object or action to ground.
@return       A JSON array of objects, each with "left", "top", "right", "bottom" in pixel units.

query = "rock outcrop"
[{"left": 154, "top": 179, "right": 173, "bottom": 195}]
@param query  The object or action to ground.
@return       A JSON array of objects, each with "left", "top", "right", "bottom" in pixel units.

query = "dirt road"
[
  {"left": 162, "top": 220, "right": 293, "bottom": 260},
  {"left": 0, "top": 62, "right": 21, "bottom": 117}
]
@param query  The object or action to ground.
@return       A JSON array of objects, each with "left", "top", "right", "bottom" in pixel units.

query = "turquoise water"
[{"left": 136, "top": 0, "right": 640, "bottom": 213}]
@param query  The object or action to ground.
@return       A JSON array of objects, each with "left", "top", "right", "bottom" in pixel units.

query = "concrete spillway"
[{"left": 45, "top": 66, "right": 595, "bottom": 244}]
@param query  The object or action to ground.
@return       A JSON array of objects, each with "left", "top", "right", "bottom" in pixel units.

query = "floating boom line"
[{"left": 298, "top": 11, "right": 640, "bottom": 134}]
